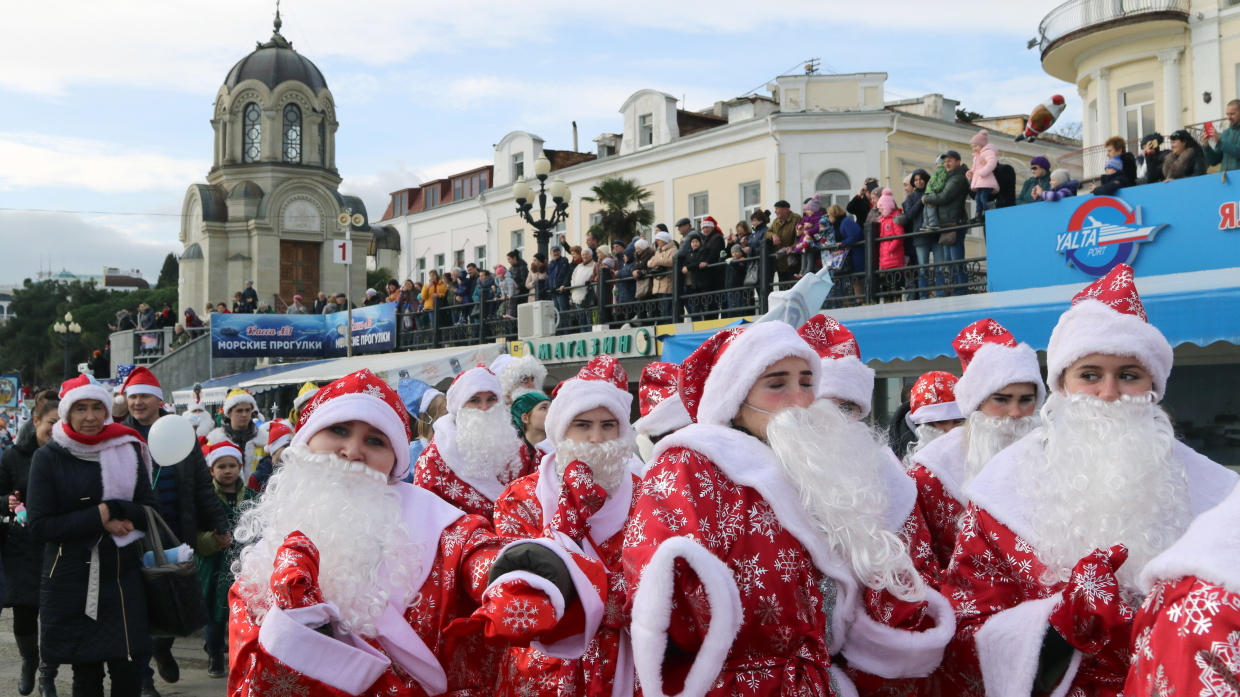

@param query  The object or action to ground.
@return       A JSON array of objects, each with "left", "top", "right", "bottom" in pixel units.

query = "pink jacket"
[
  {"left": 878, "top": 214, "right": 905, "bottom": 270},
  {"left": 969, "top": 143, "right": 1000, "bottom": 192}
]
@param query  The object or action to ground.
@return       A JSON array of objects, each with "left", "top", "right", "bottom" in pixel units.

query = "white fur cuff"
[
  {"left": 840, "top": 587, "right": 955, "bottom": 679},
  {"left": 485, "top": 570, "right": 567, "bottom": 621},
  {"left": 259, "top": 604, "right": 391, "bottom": 696},
  {"left": 975, "top": 594, "right": 1082, "bottom": 697}
]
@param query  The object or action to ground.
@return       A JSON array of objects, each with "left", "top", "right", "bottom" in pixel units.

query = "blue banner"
[
  {"left": 211, "top": 313, "right": 330, "bottom": 358},
  {"left": 325, "top": 302, "right": 397, "bottom": 356}
]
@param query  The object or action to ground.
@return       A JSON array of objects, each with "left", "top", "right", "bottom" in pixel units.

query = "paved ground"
[{"left": 0, "top": 613, "right": 225, "bottom": 697}]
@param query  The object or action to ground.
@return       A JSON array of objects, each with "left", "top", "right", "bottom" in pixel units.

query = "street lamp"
[
  {"left": 53, "top": 311, "right": 82, "bottom": 381},
  {"left": 513, "top": 152, "right": 570, "bottom": 299}
]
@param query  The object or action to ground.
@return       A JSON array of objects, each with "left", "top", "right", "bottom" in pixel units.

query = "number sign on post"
[{"left": 334, "top": 240, "right": 353, "bottom": 265}]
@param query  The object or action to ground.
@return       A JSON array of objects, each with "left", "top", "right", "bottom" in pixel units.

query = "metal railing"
[{"left": 1038, "top": 0, "right": 1189, "bottom": 54}]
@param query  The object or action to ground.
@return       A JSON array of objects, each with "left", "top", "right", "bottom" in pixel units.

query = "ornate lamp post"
[
  {"left": 512, "top": 153, "right": 570, "bottom": 299},
  {"left": 53, "top": 312, "right": 82, "bottom": 380}
]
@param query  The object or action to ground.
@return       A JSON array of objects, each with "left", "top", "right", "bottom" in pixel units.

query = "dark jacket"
[
  {"left": 116, "top": 314, "right": 136, "bottom": 331},
  {"left": 546, "top": 256, "right": 570, "bottom": 292},
  {"left": 1017, "top": 172, "right": 1052, "bottom": 205},
  {"left": 27, "top": 441, "right": 156, "bottom": 664},
  {"left": 846, "top": 194, "right": 871, "bottom": 225},
  {"left": 833, "top": 216, "right": 865, "bottom": 274},
  {"left": 1137, "top": 150, "right": 1166, "bottom": 185},
  {"left": 1163, "top": 147, "right": 1207, "bottom": 181},
  {"left": 887, "top": 401, "right": 916, "bottom": 460},
  {"left": 700, "top": 229, "right": 727, "bottom": 290},
  {"left": 123, "top": 414, "right": 229, "bottom": 544},
  {"left": 746, "top": 223, "right": 768, "bottom": 258},
  {"left": 311, "top": 297, "right": 329, "bottom": 314},
  {"left": 682, "top": 244, "right": 711, "bottom": 290},
  {"left": 1119, "top": 151, "right": 1138, "bottom": 187},
  {"left": 923, "top": 166, "right": 969, "bottom": 225},
  {"left": 242, "top": 287, "right": 259, "bottom": 313},
  {"left": 509, "top": 259, "right": 530, "bottom": 294},
  {"left": 1092, "top": 171, "right": 1131, "bottom": 197},
  {"left": 0, "top": 429, "right": 41, "bottom": 607},
  {"left": 994, "top": 163, "right": 1017, "bottom": 208}
]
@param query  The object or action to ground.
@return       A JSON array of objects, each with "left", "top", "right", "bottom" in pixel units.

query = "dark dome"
[{"left": 224, "top": 14, "right": 327, "bottom": 93}]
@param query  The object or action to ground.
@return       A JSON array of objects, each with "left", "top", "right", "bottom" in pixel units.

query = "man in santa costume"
[
  {"left": 624, "top": 319, "right": 955, "bottom": 697},
  {"left": 901, "top": 371, "right": 963, "bottom": 464},
  {"left": 632, "top": 362, "right": 692, "bottom": 462},
  {"left": 945, "top": 264, "right": 1239, "bottom": 696},
  {"left": 1124, "top": 481, "right": 1240, "bottom": 693},
  {"left": 492, "top": 355, "right": 644, "bottom": 697},
  {"left": 413, "top": 365, "right": 534, "bottom": 520},
  {"left": 492, "top": 353, "right": 549, "bottom": 404},
  {"left": 229, "top": 368, "right": 583, "bottom": 697},
  {"left": 907, "top": 318, "right": 1044, "bottom": 574}
]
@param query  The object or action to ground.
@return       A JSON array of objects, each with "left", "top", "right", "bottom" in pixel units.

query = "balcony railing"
[
  {"left": 1056, "top": 120, "right": 1223, "bottom": 181},
  {"left": 1038, "top": 0, "right": 1189, "bottom": 54}
]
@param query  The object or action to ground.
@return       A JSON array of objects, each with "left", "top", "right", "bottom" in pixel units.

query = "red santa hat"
[
  {"left": 633, "top": 362, "right": 692, "bottom": 438},
  {"left": 679, "top": 322, "right": 820, "bottom": 426},
  {"left": 544, "top": 355, "right": 633, "bottom": 446},
  {"left": 58, "top": 374, "right": 114, "bottom": 424},
  {"left": 700, "top": 216, "right": 718, "bottom": 230},
  {"left": 291, "top": 369, "right": 413, "bottom": 481},
  {"left": 265, "top": 418, "right": 294, "bottom": 453},
  {"left": 121, "top": 366, "right": 163, "bottom": 400},
  {"left": 446, "top": 365, "right": 504, "bottom": 416},
  {"left": 204, "top": 440, "right": 243, "bottom": 469},
  {"left": 797, "top": 314, "right": 875, "bottom": 418},
  {"left": 223, "top": 388, "right": 258, "bottom": 414},
  {"left": 1046, "top": 264, "right": 1172, "bottom": 399},
  {"left": 951, "top": 318, "right": 1046, "bottom": 416},
  {"left": 908, "top": 371, "right": 962, "bottom": 425}
]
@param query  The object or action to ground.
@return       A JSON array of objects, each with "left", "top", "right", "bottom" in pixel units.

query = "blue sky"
[{"left": 0, "top": 0, "right": 1077, "bottom": 286}]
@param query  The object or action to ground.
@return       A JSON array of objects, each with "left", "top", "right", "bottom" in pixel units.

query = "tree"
[
  {"left": 956, "top": 107, "right": 984, "bottom": 123},
  {"left": 156, "top": 253, "right": 179, "bottom": 289},
  {"left": 367, "top": 267, "right": 394, "bottom": 296},
  {"left": 580, "top": 177, "right": 654, "bottom": 245},
  {"left": 1048, "top": 120, "right": 1083, "bottom": 142}
]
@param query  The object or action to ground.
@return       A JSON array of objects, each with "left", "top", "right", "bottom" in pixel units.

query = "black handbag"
[{"left": 139, "top": 506, "right": 208, "bottom": 638}]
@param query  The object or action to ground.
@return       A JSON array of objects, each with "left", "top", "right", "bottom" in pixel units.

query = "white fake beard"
[
  {"left": 455, "top": 405, "right": 524, "bottom": 484},
  {"left": 554, "top": 436, "right": 634, "bottom": 495},
  {"left": 232, "top": 445, "right": 422, "bottom": 638},
  {"left": 1022, "top": 392, "right": 1190, "bottom": 599},
  {"left": 767, "top": 400, "right": 924, "bottom": 602},
  {"left": 501, "top": 355, "right": 547, "bottom": 400},
  {"left": 906, "top": 423, "right": 949, "bottom": 462},
  {"left": 962, "top": 412, "right": 1041, "bottom": 487}
]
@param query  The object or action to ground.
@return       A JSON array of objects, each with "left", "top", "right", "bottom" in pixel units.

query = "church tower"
[{"left": 178, "top": 8, "right": 371, "bottom": 315}]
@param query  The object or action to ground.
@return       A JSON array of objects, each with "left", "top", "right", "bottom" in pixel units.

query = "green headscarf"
[{"left": 511, "top": 391, "right": 550, "bottom": 434}]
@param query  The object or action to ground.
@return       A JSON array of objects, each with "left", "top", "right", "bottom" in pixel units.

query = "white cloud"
[
  {"left": 0, "top": 133, "right": 208, "bottom": 193},
  {"left": 0, "top": 211, "right": 177, "bottom": 286}
]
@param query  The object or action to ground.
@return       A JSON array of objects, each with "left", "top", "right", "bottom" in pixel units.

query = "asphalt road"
[{"left": 0, "top": 614, "right": 224, "bottom": 697}]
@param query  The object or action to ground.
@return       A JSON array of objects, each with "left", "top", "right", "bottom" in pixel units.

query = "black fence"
[{"left": 390, "top": 219, "right": 987, "bottom": 351}]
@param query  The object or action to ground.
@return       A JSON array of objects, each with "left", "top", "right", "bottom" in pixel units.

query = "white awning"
[{"left": 237, "top": 343, "right": 508, "bottom": 389}]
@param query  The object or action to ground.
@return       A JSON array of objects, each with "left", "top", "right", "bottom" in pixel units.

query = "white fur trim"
[
  {"left": 1046, "top": 299, "right": 1173, "bottom": 399},
  {"left": 207, "top": 427, "right": 262, "bottom": 482},
  {"left": 394, "top": 481, "right": 467, "bottom": 592},
  {"left": 267, "top": 433, "right": 292, "bottom": 453},
  {"left": 427, "top": 414, "right": 511, "bottom": 501},
  {"left": 292, "top": 388, "right": 319, "bottom": 410},
  {"left": 290, "top": 393, "right": 412, "bottom": 482},
  {"left": 259, "top": 604, "right": 391, "bottom": 696},
  {"left": 909, "top": 401, "right": 961, "bottom": 425},
  {"left": 544, "top": 379, "right": 633, "bottom": 447},
  {"left": 224, "top": 391, "right": 258, "bottom": 414},
  {"left": 975, "top": 594, "right": 1082, "bottom": 697},
  {"left": 954, "top": 342, "right": 1046, "bottom": 416},
  {"left": 633, "top": 394, "right": 692, "bottom": 438},
  {"left": 696, "top": 322, "right": 821, "bottom": 427},
  {"left": 496, "top": 537, "right": 604, "bottom": 660},
  {"left": 205, "top": 442, "right": 243, "bottom": 468},
  {"left": 818, "top": 355, "right": 875, "bottom": 418},
  {"left": 500, "top": 355, "right": 547, "bottom": 399},
  {"left": 485, "top": 570, "right": 566, "bottom": 621},
  {"left": 909, "top": 427, "right": 969, "bottom": 506},
  {"left": 446, "top": 368, "right": 503, "bottom": 416},
  {"left": 1139, "top": 480, "right": 1240, "bottom": 595},
  {"left": 58, "top": 383, "right": 114, "bottom": 423},
  {"left": 840, "top": 586, "right": 955, "bottom": 678},
  {"left": 123, "top": 384, "right": 164, "bottom": 399},
  {"left": 489, "top": 353, "right": 514, "bottom": 376},
  {"left": 829, "top": 666, "right": 860, "bottom": 697},
  {"left": 630, "top": 536, "right": 742, "bottom": 697},
  {"left": 371, "top": 600, "right": 448, "bottom": 696}
]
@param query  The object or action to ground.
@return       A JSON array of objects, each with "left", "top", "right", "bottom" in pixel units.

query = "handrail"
[{"left": 1038, "top": 0, "right": 1189, "bottom": 53}]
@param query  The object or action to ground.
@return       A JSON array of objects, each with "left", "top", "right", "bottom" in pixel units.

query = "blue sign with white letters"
[{"left": 211, "top": 302, "right": 398, "bottom": 357}]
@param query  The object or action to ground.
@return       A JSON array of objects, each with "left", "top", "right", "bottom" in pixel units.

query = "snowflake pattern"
[
  {"left": 747, "top": 501, "right": 781, "bottom": 541},
  {"left": 952, "top": 319, "right": 1016, "bottom": 369},
  {"left": 502, "top": 598, "right": 541, "bottom": 631}
]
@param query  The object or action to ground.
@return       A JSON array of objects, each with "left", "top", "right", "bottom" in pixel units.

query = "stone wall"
[{"left": 147, "top": 332, "right": 256, "bottom": 393}]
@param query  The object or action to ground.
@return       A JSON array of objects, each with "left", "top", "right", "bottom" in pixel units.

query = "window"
[
  {"left": 454, "top": 250, "right": 465, "bottom": 269},
  {"left": 393, "top": 191, "right": 408, "bottom": 216},
  {"left": 454, "top": 179, "right": 463, "bottom": 201},
  {"left": 598, "top": 143, "right": 617, "bottom": 158},
  {"left": 814, "top": 169, "right": 852, "bottom": 208},
  {"left": 242, "top": 103, "right": 262, "bottom": 163},
  {"left": 474, "top": 245, "right": 487, "bottom": 270},
  {"left": 639, "top": 202, "right": 655, "bottom": 239},
  {"left": 282, "top": 104, "right": 302, "bottom": 163},
  {"left": 740, "top": 181, "right": 762, "bottom": 219},
  {"left": 480, "top": 171, "right": 489, "bottom": 191},
  {"left": 434, "top": 253, "right": 445, "bottom": 275},
  {"left": 512, "top": 153, "right": 525, "bottom": 181},
  {"left": 425, "top": 186, "right": 440, "bottom": 209},
  {"left": 511, "top": 230, "right": 524, "bottom": 255},
  {"left": 416, "top": 257, "right": 427, "bottom": 284},
  {"left": 453, "top": 173, "right": 485, "bottom": 201},
  {"left": 639, "top": 114, "right": 654, "bottom": 147},
  {"left": 689, "top": 192, "right": 709, "bottom": 230},
  {"left": 1121, "top": 83, "right": 1156, "bottom": 141}
]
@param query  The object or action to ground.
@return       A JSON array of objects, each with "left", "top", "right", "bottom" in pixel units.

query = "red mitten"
[
  {"left": 1049, "top": 544, "right": 1132, "bottom": 653},
  {"left": 270, "top": 530, "right": 325, "bottom": 610},
  {"left": 450, "top": 578, "right": 560, "bottom": 646},
  {"left": 547, "top": 462, "right": 607, "bottom": 544}
]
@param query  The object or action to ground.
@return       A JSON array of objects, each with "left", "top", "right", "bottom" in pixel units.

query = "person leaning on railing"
[
  {"left": 420, "top": 270, "right": 448, "bottom": 329},
  {"left": 1204, "top": 100, "right": 1240, "bottom": 172}
]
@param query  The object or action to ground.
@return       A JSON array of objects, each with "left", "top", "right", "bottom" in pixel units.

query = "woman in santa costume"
[
  {"left": 492, "top": 355, "right": 644, "bottom": 697},
  {"left": 1125, "top": 479, "right": 1240, "bottom": 693},
  {"left": 632, "top": 362, "right": 692, "bottom": 463},
  {"left": 26, "top": 375, "right": 156, "bottom": 697},
  {"left": 624, "top": 320, "right": 955, "bottom": 697},
  {"left": 907, "top": 318, "right": 1045, "bottom": 575},
  {"left": 945, "top": 264, "right": 1239, "bottom": 697},
  {"left": 229, "top": 368, "right": 583, "bottom": 697},
  {"left": 902, "top": 372, "right": 963, "bottom": 464},
  {"left": 413, "top": 366, "right": 535, "bottom": 520}
]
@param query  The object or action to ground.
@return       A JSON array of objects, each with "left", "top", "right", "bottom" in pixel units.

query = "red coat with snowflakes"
[
  {"left": 623, "top": 424, "right": 955, "bottom": 697},
  {"left": 227, "top": 483, "right": 509, "bottom": 697},
  {"left": 413, "top": 413, "right": 537, "bottom": 520},
  {"left": 1125, "top": 480, "right": 1240, "bottom": 695},
  {"left": 491, "top": 451, "right": 642, "bottom": 697},
  {"left": 943, "top": 430, "right": 1238, "bottom": 697},
  {"left": 906, "top": 427, "right": 970, "bottom": 575}
]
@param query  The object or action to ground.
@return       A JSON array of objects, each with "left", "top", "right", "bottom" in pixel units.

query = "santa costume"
[
  {"left": 1125, "top": 481, "right": 1240, "bottom": 694},
  {"left": 632, "top": 361, "right": 692, "bottom": 463},
  {"left": 413, "top": 366, "right": 535, "bottom": 520},
  {"left": 944, "top": 265, "right": 1239, "bottom": 697},
  {"left": 800, "top": 314, "right": 875, "bottom": 419},
  {"left": 907, "top": 319, "right": 1045, "bottom": 574},
  {"left": 498, "top": 354, "right": 549, "bottom": 403},
  {"left": 902, "top": 372, "right": 963, "bottom": 464},
  {"left": 229, "top": 369, "right": 535, "bottom": 697},
  {"left": 624, "top": 321, "right": 955, "bottom": 697},
  {"left": 492, "top": 355, "right": 644, "bottom": 697}
]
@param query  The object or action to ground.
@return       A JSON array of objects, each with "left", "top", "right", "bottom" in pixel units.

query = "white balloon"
[{"left": 148, "top": 414, "right": 197, "bottom": 467}]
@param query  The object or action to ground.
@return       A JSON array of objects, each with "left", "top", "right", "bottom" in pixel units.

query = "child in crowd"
[
  {"left": 791, "top": 194, "right": 827, "bottom": 278},
  {"left": 877, "top": 188, "right": 907, "bottom": 300},
  {"left": 196, "top": 442, "right": 259, "bottom": 678},
  {"left": 681, "top": 234, "right": 706, "bottom": 294}
]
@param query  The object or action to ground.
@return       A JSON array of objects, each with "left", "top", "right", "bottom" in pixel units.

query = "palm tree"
[{"left": 580, "top": 177, "right": 654, "bottom": 245}]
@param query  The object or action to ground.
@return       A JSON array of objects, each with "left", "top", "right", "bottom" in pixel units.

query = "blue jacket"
[
  {"left": 835, "top": 217, "right": 865, "bottom": 273},
  {"left": 546, "top": 256, "right": 570, "bottom": 291},
  {"left": 747, "top": 224, "right": 768, "bottom": 257}
]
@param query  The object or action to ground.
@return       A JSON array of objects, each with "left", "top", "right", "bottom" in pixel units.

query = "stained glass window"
[
  {"left": 242, "top": 103, "right": 262, "bottom": 163},
  {"left": 283, "top": 104, "right": 302, "bottom": 163}
]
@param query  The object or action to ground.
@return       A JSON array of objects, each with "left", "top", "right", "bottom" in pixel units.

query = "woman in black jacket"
[
  {"left": 26, "top": 377, "right": 156, "bottom": 697},
  {"left": 2, "top": 393, "right": 61, "bottom": 696}
]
